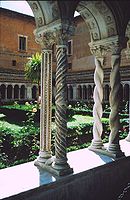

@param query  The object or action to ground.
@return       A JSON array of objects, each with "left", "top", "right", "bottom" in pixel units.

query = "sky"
[
  {"left": 0, "top": 1, "right": 79, "bottom": 17},
  {"left": 0, "top": 1, "right": 34, "bottom": 16}
]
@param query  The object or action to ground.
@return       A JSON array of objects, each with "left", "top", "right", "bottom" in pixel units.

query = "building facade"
[
  {"left": 0, "top": 0, "right": 130, "bottom": 178},
  {"left": 0, "top": 8, "right": 130, "bottom": 104},
  {"left": 66, "top": 16, "right": 130, "bottom": 103},
  {"left": 0, "top": 8, "right": 40, "bottom": 103}
]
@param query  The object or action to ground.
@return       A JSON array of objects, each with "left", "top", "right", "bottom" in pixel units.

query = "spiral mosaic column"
[
  {"left": 52, "top": 45, "right": 72, "bottom": 172},
  {"left": 37, "top": 49, "right": 52, "bottom": 163},
  {"left": 90, "top": 57, "right": 104, "bottom": 150},
  {"left": 108, "top": 53, "right": 123, "bottom": 156}
]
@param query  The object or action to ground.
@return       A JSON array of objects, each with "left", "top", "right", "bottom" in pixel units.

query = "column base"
[
  {"left": 107, "top": 143, "right": 125, "bottom": 158},
  {"left": 88, "top": 139, "right": 104, "bottom": 151},
  {"left": 126, "top": 133, "right": 130, "bottom": 142},
  {"left": 35, "top": 151, "right": 52, "bottom": 163},
  {"left": 34, "top": 156, "right": 73, "bottom": 176}
]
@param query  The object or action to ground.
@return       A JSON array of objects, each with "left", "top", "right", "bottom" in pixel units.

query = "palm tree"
[{"left": 25, "top": 52, "right": 41, "bottom": 98}]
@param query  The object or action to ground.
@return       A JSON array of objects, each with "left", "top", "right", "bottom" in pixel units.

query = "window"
[
  {"left": 12, "top": 60, "right": 16, "bottom": 66},
  {"left": 67, "top": 40, "right": 73, "bottom": 56},
  {"left": 18, "top": 35, "right": 27, "bottom": 51}
]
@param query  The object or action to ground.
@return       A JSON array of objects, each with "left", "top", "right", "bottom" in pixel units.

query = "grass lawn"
[
  {"left": 0, "top": 114, "right": 23, "bottom": 131},
  {"left": 0, "top": 113, "right": 110, "bottom": 131},
  {"left": 67, "top": 115, "right": 109, "bottom": 127}
]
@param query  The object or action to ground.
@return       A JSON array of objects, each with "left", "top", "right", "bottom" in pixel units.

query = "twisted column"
[
  {"left": 52, "top": 45, "right": 70, "bottom": 170},
  {"left": 126, "top": 84, "right": 130, "bottom": 142},
  {"left": 90, "top": 57, "right": 104, "bottom": 149},
  {"left": 108, "top": 53, "right": 123, "bottom": 155},
  {"left": 37, "top": 49, "right": 52, "bottom": 163}
]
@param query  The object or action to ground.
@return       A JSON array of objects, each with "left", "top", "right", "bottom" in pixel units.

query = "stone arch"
[
  {"left": 125, "top": 20, "right": 130, "bottom": 59},
  {"left": 69, "top": 85, "right": 73, "bottom": 100},
  {"left": 77, "top": 85, "right": 82, "bottom": 99},
  {"left": 88, "top": 85, "right": 93, "bottom": 101},
  {"left": 32, "top": 85, "right": 37, "bottom": 99},
  {"left": 20, "top": 85, "right": 26, "bottom": 99},
  {"left": 104, "top": 84, "right": 110, "bottom": 102},
  {"left": 27, "top": 1, "right": 60, "bottom": 28},
  {"left": 14, "top": 85, "right": 19, "bottom": 99},
  {"left": 7, "top": 85, "right": 12, "bottom": 99},
  {"left": 76, "top": 1, "right": 117, "bottom": 41},
  {"left": 0, "top": 84, "right": 6, "bottom": 99},
  {"left": 124, "top": 84, "right": 129, "bottom": 102},
  {"left": 120, "top": 84, "right": 123, "bottom": 102},
  {"left": 83, "top": 85, "right": 87, "bottom": 99}
]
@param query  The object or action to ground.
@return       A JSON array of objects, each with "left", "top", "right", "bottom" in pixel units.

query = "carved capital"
[
  {"left": 89, "top": 36, "right": 128, "bottom": 57},
  {"left": 89, "top": 44, "right": 108, "bottom": 58},
  {"left": 35, "top": 32, "right": 55, "bottom": 49}
]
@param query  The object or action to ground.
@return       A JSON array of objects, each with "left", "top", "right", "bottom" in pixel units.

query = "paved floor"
[{"left": 0, "top": 139, "right": 130, "bottom": 199}]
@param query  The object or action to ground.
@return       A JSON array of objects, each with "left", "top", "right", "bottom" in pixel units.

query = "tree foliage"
[{"left": 25, "top": 52, "right": 41, "bottom": 84}]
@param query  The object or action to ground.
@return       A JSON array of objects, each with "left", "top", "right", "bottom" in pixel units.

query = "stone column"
[
  {"left": 52, "top": 44, "right": 72, "bottom": 174},
  {"left": 33, "top": 31, "right": 54, "bottom": 165},
  {"left": 108, "top": 44, "right": 124, "bottom": 156},
  {"left": 37, "top": 49, "right": 52, "bottom": 163},
  {"left": 26, "top": 85, "right": 32, "bottom": 100},
  {"left": 5, "top": 85, "right": 7, "bottom": 100},
  {"left": 73, "top": 84, "right": 77, "bottom": 101},
  {"left": 49, "top": 23, "right": 74, "bottom": 175},
  {"left": 88, "top": 44, "right": 106, "bottom": 151},
  {"left": 18, "top": 87, "right": 20, "bottom": 100},
  {"left": 126, "top": 83, "right": 130, "bottom": 142}
]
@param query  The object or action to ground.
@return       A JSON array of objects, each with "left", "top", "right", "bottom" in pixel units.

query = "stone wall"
[{"left": 6, "top": 156, "right": 130, "bottom": 200}]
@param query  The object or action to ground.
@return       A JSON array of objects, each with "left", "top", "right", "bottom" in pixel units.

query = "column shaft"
[
  {"left": 108, "top": 54, "right": 123, "bottom": 155},
  {"left": 90, "top": 57, "right": 104, "bottom": 149},
  {"left": 38, "top": 49, "right": 52, "bottom": 162},
  {"left": 126, "top": 83, "right": 130, "bottom": 141},
  {"left": 52, "top": 45, "right": 70, "bottom": 170}
]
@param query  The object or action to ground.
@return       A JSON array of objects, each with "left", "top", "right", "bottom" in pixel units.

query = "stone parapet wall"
[{"left": 5, "top": 156, "right": 130, "bottom": 200}]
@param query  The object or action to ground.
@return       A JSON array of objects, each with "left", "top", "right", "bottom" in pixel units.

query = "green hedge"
[{"left": 0, "top": 101, "right": 129, "bottom": 169}]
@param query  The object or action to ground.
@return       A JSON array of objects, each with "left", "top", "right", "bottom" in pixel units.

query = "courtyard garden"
[{"left": 0, "top": 101, "right": 129, "bottom": 169}]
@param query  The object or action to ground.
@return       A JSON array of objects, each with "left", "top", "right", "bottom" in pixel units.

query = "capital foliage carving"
[
  {"left": 35, "top": 32, "right": 55, "bottom": 49},
  {"left": 89, "top": 36, "right": 128, "bottom": 57},
  {"left": 89, "top": 44, "right": 108, "bottom": 58}
]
